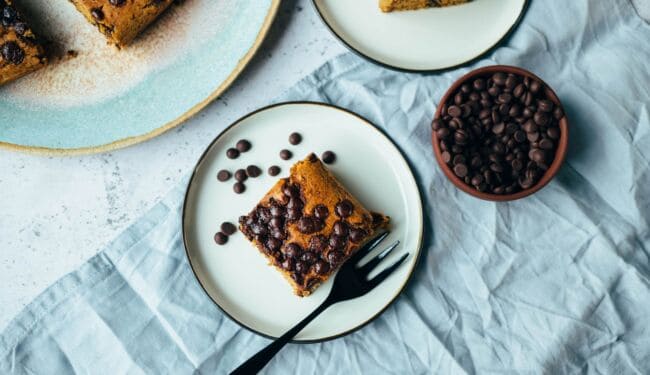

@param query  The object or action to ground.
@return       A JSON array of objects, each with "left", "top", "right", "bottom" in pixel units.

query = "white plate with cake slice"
[
  {"left": 182, "top": 102, "right": 423, "bottom": 342},
  {"left": 312, "top": 0, "right": 528, "bottom": 72}
]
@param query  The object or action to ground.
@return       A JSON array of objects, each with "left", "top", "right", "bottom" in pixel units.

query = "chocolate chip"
[
  {"left": 214, "top": 232, "right": 228, "bottom": 245},
  {"left": 307, "top": 153, "right": 318, "bottom": 162},
  {"left": 234, "top": 169, "right": 247, "bottom": 182},
  {"left": 313, "top": 204, "right": 329, "bottom": 220},
  {"left": 328, "top": 235, "right": 346, "bottom": 250},
  {"left": 314, "top": 261, "right": 329, "bottom": 275},
  {"left": 321, "top": 151, "right": 336, "bottom": 164},
  {"left": 282, "top": 183, "right": 299, "bottom": 197},
  {"left": 280, "top": 149, "right": 292, "bottom": 160},
  {"left": 266, "top": 238, "right": 281, "bottom": 252},
  {"left": 309, "top": 235, "right": 327, "bottom": 252},
  {"left": 236, "top": 139, "right": 251, "bottom": 152},
  {"left": 301, "top": 251, "right": 317, "bottom": 264},
  {"left": 435, "top": 70, "right": 561, "bottom": 195},
  {"left": 335, "top": 200, "right": 353, "bottom": 218},
  {"left": 226, "top": 148, "right": 239, "bottom": 159},
  {"left": 109, "top": 0, "right": 126, "bottom": 6},
  {"left": 349, "top": 228, "right": 366, "bottom": 243},
  {"left": 217, "top": 170, "right": 231, "bottom": 182},
  {"left": 294, "top": 261, "right": 308, "bottom": 275},
  {"left": 2, "top": 6, "right": 17, "bottom": 26},
  {"left": 246, "top": 165, "right": 262, "bottom": 178},
  {"left": 269, "top": 217, "right": 284, "bottom": 229},
  {"left": 221, "top": 222, "right": 237, "bottom": 235},
  {"left": 333, "top": 220, "right": 349, "bottom": 237},
  {"left": 1, "top": 42, "right": 24, "bottom": 65},
  {"left": 283, "top": 243, "right": 301, "bottom": 258},
  {"left": 233, "top": 182, "right": 245, "bottom": 194},
  {"left": 297, "top": 216, "right": 317, "bottom": 234},
  {"left": 268, "top": 166, "right": 281, "bottom": 176},
  {"left": 289, "top": 132, "right": 302, "bottom": 145},
  {"left": 258, "top": 207, "right": 272, "bottom": 224},
  {"left": 281, "top": 258, "right": 295, "bottom": 271},
  {"left": 90, "top": 8, "right": 104, "bottom": 20},
  {"left": 327, "top": 250, "right": 344, "bottom": 266},
  {"left": 269, "top": 204, "right": 284, "bottom": 217},
  {"left": 287, "top": 208, "right": 302, "bottom": 221}
]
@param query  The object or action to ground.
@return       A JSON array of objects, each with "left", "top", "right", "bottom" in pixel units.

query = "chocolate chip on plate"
[
  {"left": 226, "top": 148, "right": 240, "bottom": 159},
  {"left": 233, "top": 182, "right": 246, "bottom": 194},
  {"left": 321, "top": 151, "right": 336, "bottom": 164},
  {"left": 280, "top": 149, "right": 292, "bottom": 160},
  {"left": 268, "top": 165, "right": 281, "bottom": 176},
  {"left": 234, "top": 169, "right": 248, "bottom": 182},
  {"left": 217, "top": 169, "right": 231, "bottom": 182},
  {"left": 289, "top": 132, "right": 302, "bottom": 145},
  {"left": 214, "top": 232, "right": 228, "bottom": 245},
  {"left": 221, "top": 222, "right": 237, "bottom": 235},
  {"left": 235, "top": 139, "right": 251, "bottom": 152},
  {"left": 246, "top": 165, "right": 262, "bottom": 178}
]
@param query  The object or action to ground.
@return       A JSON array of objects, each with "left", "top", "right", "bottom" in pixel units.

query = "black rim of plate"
[
  {"left": 311, "top": 0, "right": 531, "bottom": 74},
  {"left": 181, "top": 101, "right": 424, "bottom": 344}
]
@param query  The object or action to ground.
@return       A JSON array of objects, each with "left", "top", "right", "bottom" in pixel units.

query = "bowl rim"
[{"left": 431, "top": 65, "right": 569, "bottom": 202}]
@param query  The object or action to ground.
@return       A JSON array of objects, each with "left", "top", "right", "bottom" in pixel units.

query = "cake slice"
[
  {"left": 379, "top": 0, "right": 469, "bottom": 12},
  {"left": 67, "top": 0, "right": 175, "bottom": 48},
  {"left": 239, "top": 153, "right": 390, "bottom": 297},
  {"left": 0, "top": 0, "right": 46, "bottom": 86}
]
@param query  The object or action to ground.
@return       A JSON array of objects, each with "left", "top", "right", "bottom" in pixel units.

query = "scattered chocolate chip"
[
  {"left": 226, "top": 148, "right": 239, "bottom": 159},
  {"left": 233, "top": 182, "right": 246, "bottom": 194},
  {"left": 234, "top": 169, "right": 248, "bottom": 182},
  {"left": 90, "top": 8, "right": 104, "bottom": 20},
  {"left": 280, "top": 149, "right": 292, "bottom": 160},
  {"left": 335, "top": 200, "right": 353, "bottom": 218},
  {"left": 321, "top": 151, "right": 336, "bottom": 164},
  {"left": 221, "top": 222, "right": 237, "bottom": 235},
  {"left": 217, "top": 170, "right": 231, "bottom": 182},
  {"left": 214, "top": 232, "right": 228, "bottom": 245},
  {"left": 1, "top": 42, "right": 24, "bottom": 65},
  {"left": 289, "top": 132, "right": 302, "bottom": 145},
  {"left": 109, "top": 0, "right": 126, "bottom": 6},
  {"left": 268, "top": 166, "right": 281, "bottom": 176},
  {"left": 236, "top": 139, "right": 251, "bottom": 152},
  {"left": 246, "top": 165, "right": 262, "bottom": 178}
]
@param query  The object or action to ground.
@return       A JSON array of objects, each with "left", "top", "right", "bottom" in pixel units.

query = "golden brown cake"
[
  {"left": 0, "top": 0, "right": 46, "bottom": 86},
  {"left": 379, "top": 0, "right": 468, "bottom": 12},
  {"left": 239, "top": 153, "right": 390, "bottom": 297},
  {"left": 67, "top": 0, "right": 175, "bottom": 47}
]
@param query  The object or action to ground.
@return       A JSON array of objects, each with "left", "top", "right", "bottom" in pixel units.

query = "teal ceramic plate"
[{"left": 0, "top": 0, "right": 279, "bottom": 155}]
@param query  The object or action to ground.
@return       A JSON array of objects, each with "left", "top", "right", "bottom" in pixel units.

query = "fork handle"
[{"left": 230, "top": 296, "right": 335, "bottom": 374}]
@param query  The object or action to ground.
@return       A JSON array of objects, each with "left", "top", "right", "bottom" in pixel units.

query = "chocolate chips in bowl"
[{"left": 431, "top": 66, "right": 569, "bottom": 201}]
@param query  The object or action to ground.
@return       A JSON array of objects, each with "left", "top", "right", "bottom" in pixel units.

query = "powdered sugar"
[{"left": 3, "top": 0, "right": 234, "bottom": 108}]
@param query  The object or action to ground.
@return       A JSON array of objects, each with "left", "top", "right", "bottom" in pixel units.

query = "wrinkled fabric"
[{"left": 2, "top": 0, "right": 650, "bottom": 373}]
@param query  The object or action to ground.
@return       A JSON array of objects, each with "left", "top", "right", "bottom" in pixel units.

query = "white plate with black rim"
[
  {"left": 312, "top": 0, "right": 529, "bottom": 72},
  {"left": 182, "top": 102, "right": 423, "bottom": 341}
]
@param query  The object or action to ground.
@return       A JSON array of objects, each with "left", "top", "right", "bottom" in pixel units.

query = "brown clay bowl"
[{"left": 431, "top": 65, "right": 569, "bottom": 201}]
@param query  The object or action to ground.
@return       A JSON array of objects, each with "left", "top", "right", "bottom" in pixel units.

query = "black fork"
[{"left": 231, "top": 232, "right": 409, "bottom": 374}]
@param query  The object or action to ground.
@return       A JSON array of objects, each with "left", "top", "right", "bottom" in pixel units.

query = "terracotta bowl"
[{"left": 431, "top": 65, "right": 569, "bottom": 201}]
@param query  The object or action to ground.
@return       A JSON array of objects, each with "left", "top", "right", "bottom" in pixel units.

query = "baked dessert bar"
[
  {"left": 379, "top": 0, "right": 468, "bottom": 12},
  {"left": 67, "top": 0, "right": 175, "bottom": 47},
  {"left": 239, "top": 153, "right": 390, "bottom": 297},
  {"left": 0, "top": 0, "right": 46, "bottom": 86}
]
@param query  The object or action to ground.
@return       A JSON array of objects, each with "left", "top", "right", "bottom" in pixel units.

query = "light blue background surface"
[
  {"left": 2, "top": 0, "right": 650, "bottom": 373},
  {"left": 0, "top": 1, "right": 272, "bottom": 149}
]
